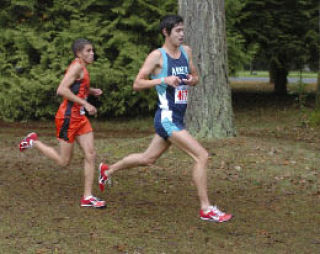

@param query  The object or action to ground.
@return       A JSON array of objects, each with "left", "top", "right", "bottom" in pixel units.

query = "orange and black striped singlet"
[{"left": 55, "top": 58, "right": 90, "bottom": 119}]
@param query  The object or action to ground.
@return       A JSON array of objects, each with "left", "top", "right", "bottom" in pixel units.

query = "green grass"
[
  {"left": 1, "top": 85, "right": 320, "bottom": 253},
  {"left": 236, "top": 70, "right": 317, "bottom": 79}
]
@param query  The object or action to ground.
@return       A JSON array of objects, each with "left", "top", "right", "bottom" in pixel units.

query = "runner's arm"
[
  {"left": 182, "top": 46, "right": 199, "bottom": 86},
  {"left": 56, "top": 63, "right": 96, "bottom": 114},
  {"left": 89, "top": 88, "right": 103, "bottom": 96},
  {"left": 133, "top": 50, "right": 181, "bottom": 91},
  {"left": 133, "top": 50, "right": 162, "bottom": 91}
]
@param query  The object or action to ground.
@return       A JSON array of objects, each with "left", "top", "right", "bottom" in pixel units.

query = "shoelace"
[
  {"left": 89, "top": 196, "right": 100, "bottom": 203},
  {"left": 210, "top": 206, "right": 224, "bottom": 216}
]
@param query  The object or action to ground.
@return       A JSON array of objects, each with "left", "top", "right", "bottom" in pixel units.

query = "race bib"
[
  {"left": 80, "top": 97, "right": 87, "bottom": 115},
  {"left": 80, "top": 106, "right": 85, "bottom": 115},
  {"left": 175, "top": 85, "right": 188, "bottom": 104}
]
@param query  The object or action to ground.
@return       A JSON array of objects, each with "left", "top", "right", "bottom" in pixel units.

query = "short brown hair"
[{"left": 71, "top": 38, "right": 92, "bottom": 57}]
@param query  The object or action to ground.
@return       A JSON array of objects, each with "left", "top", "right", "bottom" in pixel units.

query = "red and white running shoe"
[
  {"left": 80, "top": 196, "right": 106, "bottom": 208},
  {"left": 200, "top": 205, "right": 232, "bottom": 222},
  {"left": 19, "top": 132, "right": 38, "bottom": 152},
  {"left": 98, "top": 163, "right": 112, "bottom": 192}
]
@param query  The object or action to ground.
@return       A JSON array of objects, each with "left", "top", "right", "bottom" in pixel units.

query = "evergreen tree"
[
  {"left": 237, "top": 0, "right": 319, "bottom": 94},
  {"left": 225, "top": 0, "right": 257, "bottom": 75},
  {"left": 0, "top": 0, "right": 177, "bottom": 121}
]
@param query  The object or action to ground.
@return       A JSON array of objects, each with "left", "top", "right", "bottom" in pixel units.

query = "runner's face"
[
  {"left": 169, "top": 22, "right": 184, "bottom": 46},
  {"left": 77, "top": 44, "right": 94, "bottom": 64}
]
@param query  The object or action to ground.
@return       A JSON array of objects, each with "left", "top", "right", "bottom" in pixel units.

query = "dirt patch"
[{"left": 1, "top": 91, "right": 320, "bottom": 253}]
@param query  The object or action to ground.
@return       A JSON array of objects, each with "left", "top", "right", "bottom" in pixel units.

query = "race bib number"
[{"left": 175, "top": 85, "right": 188, "bottom": 104}]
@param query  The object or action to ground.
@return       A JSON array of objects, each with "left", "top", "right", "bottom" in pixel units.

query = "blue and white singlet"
[{"left": 152, "top": 45, "right": 190, "bottom": 139}]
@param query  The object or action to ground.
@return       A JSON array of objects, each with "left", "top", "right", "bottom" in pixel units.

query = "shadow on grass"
[{"left": 232, "top": 90, "right": 315, "bottom": 111}]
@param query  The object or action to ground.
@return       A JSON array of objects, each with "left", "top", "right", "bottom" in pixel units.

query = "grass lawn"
[
  {"left": 0, "top": 83, "right": 319, "bottom": 253},
  {"left": 235, "top": 71, "right": 318, "bottom": 79}
]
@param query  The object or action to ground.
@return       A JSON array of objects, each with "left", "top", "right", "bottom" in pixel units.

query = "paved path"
[{"left": 230, "top": 77, "right": 317, "bottom": 84}]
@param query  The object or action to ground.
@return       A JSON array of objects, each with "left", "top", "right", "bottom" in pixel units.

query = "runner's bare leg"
[
  {"left": 33, "top": 139, "right": 74, "bottom": 167},
  {"left": 76, "top": 132, "right": 96, "bottom": 198},
  {"left": 169, "top": 130, "right": 210, "bottom": 210},
  {"left": 108, "top": 134, "right": 171, "bottom": 174}
]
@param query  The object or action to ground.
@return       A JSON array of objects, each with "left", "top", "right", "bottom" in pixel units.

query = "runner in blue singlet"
[
  {"left": 153, "top": 45, "right": 190, "bottom": 139},
  {"left": 99, "top": 15, "right": 233, "bottom": 222}
]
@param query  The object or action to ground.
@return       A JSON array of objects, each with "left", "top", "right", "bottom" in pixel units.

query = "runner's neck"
[{"left": 162, "top": 44, "right": 181, "bottom": 59}]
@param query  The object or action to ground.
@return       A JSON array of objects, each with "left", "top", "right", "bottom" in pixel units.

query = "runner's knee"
[
  {"left": 84, "top": 149, "right": 96, "bottom": 162},
  {"left": 59, "top": 158, "right": 71, "bottom": 167},
  {"left": 141, "top": 154, "right": 157, "bottom": 166},
  {"left": 195, "top": 149, "right": 209, "bottom": 165}
]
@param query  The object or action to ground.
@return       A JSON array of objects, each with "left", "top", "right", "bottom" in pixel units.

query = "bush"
[{"left": 0, "top": 0, "right": 176, "bottom": 121}]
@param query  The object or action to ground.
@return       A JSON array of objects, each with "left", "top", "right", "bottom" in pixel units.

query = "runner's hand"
[
  {"left": 84, "top": 102, "right": 97, "bottom": 115},
  {"left": 182, "top": 74, "right": 194, "bottom": 86},
  {"left": 164, "top": 76, "right": 181, "bottom": 88},
  {"left": 90, "top": 88, "right": 103, "bottom": 97}
]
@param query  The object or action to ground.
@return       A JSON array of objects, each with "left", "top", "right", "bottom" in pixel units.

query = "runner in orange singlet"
[
  {"left": 19, "top": 38, "right": 106, "bottom": 208},
  {"left": 55, "top": 58, "right": 93, "bottom": 143}
]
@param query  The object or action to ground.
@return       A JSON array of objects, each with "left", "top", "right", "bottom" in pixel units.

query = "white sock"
[{"left": 84, "top": 195, "right": 93, "bottom": 200}]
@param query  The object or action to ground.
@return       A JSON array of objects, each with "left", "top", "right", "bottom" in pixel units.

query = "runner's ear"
[{"left": 162, "top": 28, "right": 169, "bottom": 37}]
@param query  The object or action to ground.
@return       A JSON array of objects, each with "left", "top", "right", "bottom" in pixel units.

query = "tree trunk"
[
  {"left": 178, "top": 0, "right": 235, "bottom": 138},
  {"left": 270, "top": 59, "right": 288, "bottom": 95}
]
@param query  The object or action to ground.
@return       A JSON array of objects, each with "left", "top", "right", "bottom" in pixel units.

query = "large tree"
[
  {"left": 237, "top": 0, "right": 319, "bottom": 95},
  {"left": 178, "top": 0, "right": 236, "bottom": 138}
]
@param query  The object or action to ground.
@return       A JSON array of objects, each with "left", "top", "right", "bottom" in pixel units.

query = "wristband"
[{"left": 160, "top": 77, "right": 165, "bottom": 85}]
